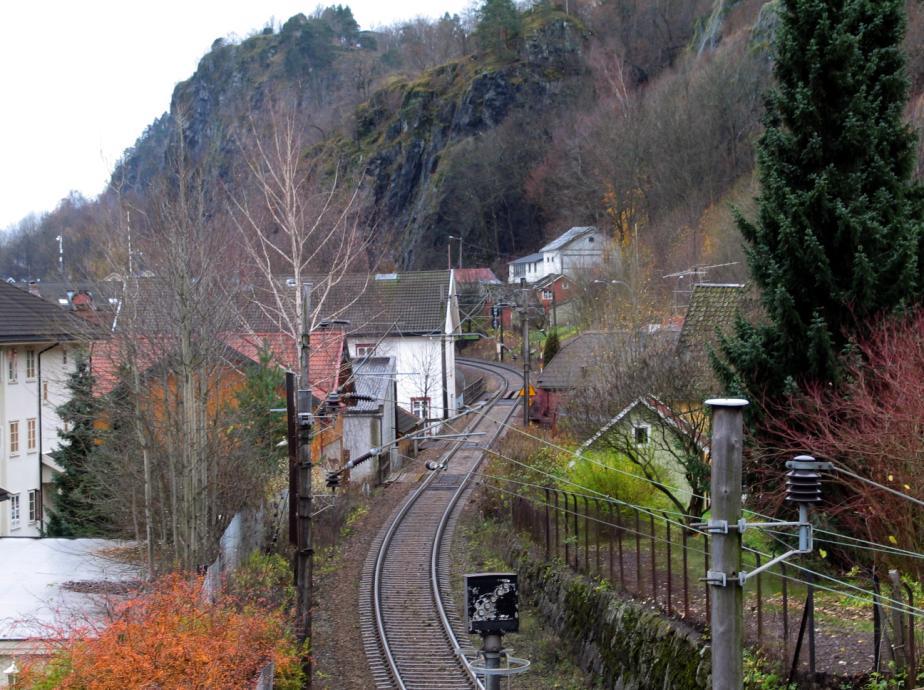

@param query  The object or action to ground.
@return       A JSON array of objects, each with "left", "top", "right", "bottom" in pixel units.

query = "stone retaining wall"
[{"left": 501, "top": 537, "right": 711, "bottom": 690}]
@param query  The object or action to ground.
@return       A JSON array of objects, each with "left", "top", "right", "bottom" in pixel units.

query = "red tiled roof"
[
  {"left": 454, "top": 268, "right": 501, "bottom": 285},
  {"left": 91, "top": 329, "right": 348, "bottom": 400},
  {"left": 89, "top": 336, "right": 170, "bottom": 397},
  {"left": 225, "top": 330, "right": 347, "bottom": 399}
]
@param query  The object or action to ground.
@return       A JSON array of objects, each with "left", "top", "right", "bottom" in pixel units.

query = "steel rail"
[
  {"left": 430, "top": 359, "right": 521, "bottom": 688},
  {"left": 370, "top": 358, "right": 520, "bottom": 689}
]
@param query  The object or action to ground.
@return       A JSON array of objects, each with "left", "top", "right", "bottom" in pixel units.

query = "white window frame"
[
  {"left": 542, "top": 289, "right": 553, "bottom": 301},
  {"left": 25, "top": 348, "right": 36, "bottom": 380},
  {"left": 28, "top": 490, "right": 38, "bottom": 523},
  {"left": 27, "top": 418, "right": 37, "bottom": 452},
  {"left": 355, "top": 343, "right": 376, "bottom": 358},
  {"left": 632, "top": 423, "right": 651, "bottom": 447},
  {"left": 10, "top": 494, "right": 20, "bottom": 529},
  {"left": 7, "top": 348, "right": 17, "bottom": 383},
  {"left": 411, "top": 397, "right": 430, "bottom": 420},
  {"left": 9, "top": 420, "right": 19, "bottom": 455}
]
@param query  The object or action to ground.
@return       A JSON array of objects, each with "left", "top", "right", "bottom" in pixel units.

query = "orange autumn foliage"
[{"left": 22, "top": 572, "right": 302, "bottom": 689}]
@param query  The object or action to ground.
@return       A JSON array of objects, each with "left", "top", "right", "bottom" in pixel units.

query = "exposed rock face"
[
  {"left": 349, "top": 15, "right": 588, "bottom": 267},
  {"left": 113, "top": 12, "right": 587, "bottom": 270}
]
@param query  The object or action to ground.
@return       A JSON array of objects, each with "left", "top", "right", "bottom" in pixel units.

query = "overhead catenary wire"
[
  {"left": 471, "top": 403, "right": 924, "bottom": 566},
  {"left": 479, "top": 475, "right": 924, "bottom": 621},
  {"left": 464, "top": 409, "right": 924, "bottom": 617},
  {"left": 829, "top": 462, "right": 924, "bottom": 509}
]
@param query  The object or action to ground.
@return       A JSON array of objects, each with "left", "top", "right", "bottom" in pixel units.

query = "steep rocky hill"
[{"left": 8, "top": 0, "right": 924, "bottom": 285}]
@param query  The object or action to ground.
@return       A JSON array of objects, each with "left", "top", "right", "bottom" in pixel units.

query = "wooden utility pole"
[
  {"left": 705, "top": 398, "right": 748, "bottom": 690},
  {"left": 296, "top": 284, "right": 314, "bottom": 686},
  {"left": 520, "top": 278, "right": 530, "bottom": 427}
]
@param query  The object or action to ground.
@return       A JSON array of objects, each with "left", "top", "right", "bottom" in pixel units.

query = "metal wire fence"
[{"left": 496, "top": 484, "right": 921, "bottom": 686}]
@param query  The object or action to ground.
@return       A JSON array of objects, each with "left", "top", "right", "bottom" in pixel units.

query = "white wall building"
[
  {"left": 309, "top": 270, "right": 460, "bottom": 423},
  {"left": 508, "top": 226, "right": 612, "bottom": 284},
  {"left": 0, "top": 282, "right": 81, "bottom": 537}
]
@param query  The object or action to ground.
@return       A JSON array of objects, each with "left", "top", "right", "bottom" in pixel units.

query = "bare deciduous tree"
[
  {"left": 228, "top": 92, "right": 371, "bottom": 340},
  {"left": 565, "top": 332, "right": 710, "bottom": 518}
]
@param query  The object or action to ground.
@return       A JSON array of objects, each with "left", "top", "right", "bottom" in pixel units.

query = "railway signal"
[{"left": 465, "top": 572, "right": 530, "bottom": 689}]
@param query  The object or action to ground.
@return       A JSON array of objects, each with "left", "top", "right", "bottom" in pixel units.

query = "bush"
[
  {"left": 22, "top": 555, "right": 305, "bottom": 689},
  {"left": 566, "top": 449, "right": 665, "bottom": 509}
]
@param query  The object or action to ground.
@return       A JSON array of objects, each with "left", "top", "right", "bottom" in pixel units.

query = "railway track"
[{"left": 359, "top": 358, "right": 523, "bottom": 690}]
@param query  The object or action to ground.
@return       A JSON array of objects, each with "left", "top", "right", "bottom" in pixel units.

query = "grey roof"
[
  {"left": 349, "top": 357, "right": 395, "bottom": 413},
  {"left": 536, "top": 332, "right": 615, "bottom": 390},
  {"left": 540, "top": 226, "right": 596, "bottom": 253},
  {"left": 306, "top": 271, "right": 453, "bottom": 337},
  {"left": 14, "top": 280, "right": 123, "bottom": 309},
  {"left": 0, "top": 280, "right": 88, "bottom": 343},
  {"left": 509, "top": 252, "right": 543, "bottom": 265},
  {"left": 534, "top": 273, "right": 565, "bottom": 289},
  {"left": 396, "top": 406, "right": 422, "bottom": 434},
  {"left": 675, "top": 283, "right": 744, "bottom": 368}
]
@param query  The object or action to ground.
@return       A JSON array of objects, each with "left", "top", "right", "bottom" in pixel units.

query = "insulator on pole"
[{"left": 785, "top": 454, "right": 823, "bottom": 504}]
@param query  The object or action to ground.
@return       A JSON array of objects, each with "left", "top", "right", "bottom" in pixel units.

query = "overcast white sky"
[{"left": 0, "top": 1, "right": 473, "bottom": 230}]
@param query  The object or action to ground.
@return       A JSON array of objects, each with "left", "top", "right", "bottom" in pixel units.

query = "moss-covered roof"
[{"left": 675, "top": 283, "right": 744, "bottom": 379}]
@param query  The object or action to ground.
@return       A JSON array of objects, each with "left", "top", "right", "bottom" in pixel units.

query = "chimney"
[
  {"left": 28, "top": 281, "right": 40, "bottom": 297},
  {"left": 72, "top": 291, "right": 94, "bottom": 312}
]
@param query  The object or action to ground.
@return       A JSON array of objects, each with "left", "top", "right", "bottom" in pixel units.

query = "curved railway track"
[{"left": 359, "top": 358, "right": 522, "bottom": 689}]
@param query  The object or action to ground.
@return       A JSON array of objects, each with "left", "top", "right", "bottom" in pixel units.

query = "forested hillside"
[{"left": 4, "top": 0, "right": 924, "bottom": 297}]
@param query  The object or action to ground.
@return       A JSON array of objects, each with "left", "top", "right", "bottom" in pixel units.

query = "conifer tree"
[
  {"left": 47, "top": 351, "right": 109, "bottom": 537},
  {"left": 719, "top": 0, "right": 923, "bottom": 401},
  {"left": 542, "top": 329, "right": 560, "bottom": 365},
  {"left": 232, "top": 345, "right": 286, "bottom": 475},
  {"left": 475, "top": 0, "right": 523, "bottom": 57}
]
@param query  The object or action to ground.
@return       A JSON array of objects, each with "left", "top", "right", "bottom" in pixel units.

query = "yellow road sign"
[{"left": 517, "top": 385, "right": 536, "bottom": 398}]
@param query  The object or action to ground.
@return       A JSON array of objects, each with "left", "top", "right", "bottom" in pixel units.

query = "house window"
[
  {"left": 27, "top": 418, "right": 37, "bottom": 451},
  {"left": 28, "top": 490, "right": 38, "bottom": 522},
  {"left": 355, "top": 343, "right": 376, "bottom": 358},
  {"left": 9, "top": 421, "right": 19, "bottom": 455},
  {"left": 10, "top": 494, "right": 20, "bottom": 529},
  {"left": 542, "top": 290, "right": 553, "bottom": 301},
  {"left": 43, "top": 381, "right": 49, "bottom": 401},
  {"left": 62, "top": 346, "right": 68, "bottom": 365},
  {"left": 411, "top": 397, "right": 430, "bottom": 420},
  {"left": 7, "top": 348, "right": 17, "bottom": 383},
  {"left": 25, "top": 349, "right": 36, "bottom": 379},
  {"left": 633, "top": 423, "right": 651, "bottom": 447}
]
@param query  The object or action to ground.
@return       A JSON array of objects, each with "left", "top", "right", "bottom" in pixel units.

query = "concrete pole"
[
  {"left": 482, "top": 633, "right": 503, "bottom": 690},
  {"left": 297, "top": 284, "right": 314, "bottom": 687},
  {"left": 705, "top": 398, "right": 748, "bottom": 690}
]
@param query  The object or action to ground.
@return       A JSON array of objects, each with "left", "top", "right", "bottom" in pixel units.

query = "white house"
[
  {"left": 308, "top": 270, "right": 461, "bottom": 424},
  {"left": 0, "top": 282, "right": 83, "bottom": 537},
  {"left": 508, "top": 226, "right": 612, "bottom": 284}
]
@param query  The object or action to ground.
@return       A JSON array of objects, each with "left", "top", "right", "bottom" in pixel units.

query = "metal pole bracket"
[{"left": 702, "top": 570, "right": 733, "bottom": 587}]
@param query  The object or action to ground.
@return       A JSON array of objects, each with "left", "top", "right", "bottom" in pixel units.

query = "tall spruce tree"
[
  {"left": 47, "top": 351, "right": 110, "bottom": 537},
  {"left": 475, "top": 0, "right": 523, "bottom": 56},
  {"left": 719, "top": 0, "right": 923, "bottom": 401}
]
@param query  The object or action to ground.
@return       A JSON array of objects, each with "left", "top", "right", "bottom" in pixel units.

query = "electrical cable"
[
  {"left": 469, "top": 417, "right": 924, "bottom": 619},
  {"left": 829, "top": 462, "right": 924, "bottom": 509}
]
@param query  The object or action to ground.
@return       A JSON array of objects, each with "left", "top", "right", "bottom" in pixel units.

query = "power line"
[
  {"left": 478, "top": 474, "right": 924, "bottom": 621},
  {"left": 465, "top": 407, "right": 924, "bottom": 619},
  {"left": 473, "top": 403, "right": 924, "bottom": 565},
  {"left": 830, "top": 462, "right": 924, "bottom": 509}
]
